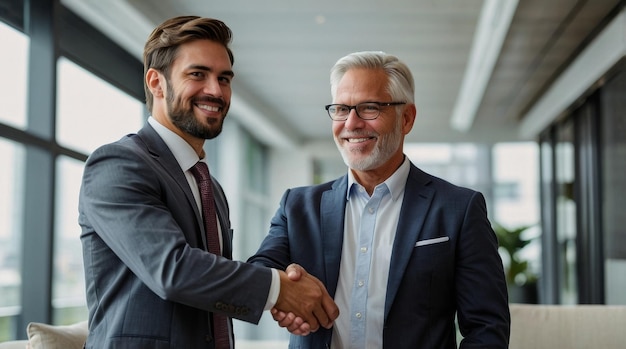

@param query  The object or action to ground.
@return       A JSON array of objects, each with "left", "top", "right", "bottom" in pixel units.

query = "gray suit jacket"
[
  {"left": 79, "top": 123, "right": 272, "bottom": 348},
  {"left": 249, "top": 162, "right": 510, "bottom": 348}
]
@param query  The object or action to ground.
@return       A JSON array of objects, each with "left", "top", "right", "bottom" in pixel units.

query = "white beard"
[{"left": 336, "top": 117, "right": 403, "bottom": 171}]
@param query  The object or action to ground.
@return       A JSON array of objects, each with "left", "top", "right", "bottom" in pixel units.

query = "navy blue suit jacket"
[{"left": 249, "top": 162, "right": 510, "bottom": 348}]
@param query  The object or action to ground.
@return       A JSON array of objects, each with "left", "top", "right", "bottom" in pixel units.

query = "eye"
[
  {"left": 361, "top": 103, "right": 379, "bottom": 112},
  {"left": 336, "top": 105, "right": 350, "bottom": 113},
  {"left": 218, "top": 76, "right": 232, "bottom": 85},
  {"left": 189, "top": 71, "right": 205, "bottom": 79}
]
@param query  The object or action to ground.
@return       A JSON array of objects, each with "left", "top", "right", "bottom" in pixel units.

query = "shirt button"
[
  {"left": 361, "top": 247, "right": 367, "bottom": 253},
  {"left": 358, "top": 280, "right": 364, "bottom": 287},
  {"left": 355, "top": 312, "right": 362, "bottom": 319},
  {"left": 368, "top": 207, "right": 374, "bottom": 214}
]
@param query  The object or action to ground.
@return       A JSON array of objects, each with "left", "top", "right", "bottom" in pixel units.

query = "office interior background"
[{"left": 1, "top": 0, "right": 625, "bottom": 343}]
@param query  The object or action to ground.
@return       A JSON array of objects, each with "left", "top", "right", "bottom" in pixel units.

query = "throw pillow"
[{"left": 27, "top": 321, "right": 88, "bottom": 349}]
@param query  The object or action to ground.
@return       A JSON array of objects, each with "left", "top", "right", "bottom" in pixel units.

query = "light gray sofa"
[{"left": 509, "top": 303, "right": 626, "bottom": 349}]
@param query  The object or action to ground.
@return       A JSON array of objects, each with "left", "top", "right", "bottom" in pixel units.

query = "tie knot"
[{"left": 189, "top": 161, "right": 210, "bottom": 182}]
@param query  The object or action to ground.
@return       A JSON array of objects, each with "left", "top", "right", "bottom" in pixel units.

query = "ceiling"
[{"left": 62, "top": 0, "right": 621, "bottom": 153}]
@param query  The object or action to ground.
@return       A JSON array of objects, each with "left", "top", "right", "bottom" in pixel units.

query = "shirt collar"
[
  {"left": 148, "top": 116, "right": 202, "bottom": 171},
  {"left": 346, "top": 156, "right": 410, "bottom": 201}
]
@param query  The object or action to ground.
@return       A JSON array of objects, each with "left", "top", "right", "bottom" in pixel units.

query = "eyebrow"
[{"left": 188, "top": 64, "right": 235, "bottom": 78}]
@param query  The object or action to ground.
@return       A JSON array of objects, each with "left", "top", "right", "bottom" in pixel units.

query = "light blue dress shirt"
[{"left": 332, "top": 157, "right": 410, "bottom": 348}]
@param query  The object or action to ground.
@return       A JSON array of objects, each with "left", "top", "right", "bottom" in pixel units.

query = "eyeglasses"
[{"left": 325, "top": 101, "right": 406, "bottom": 121}]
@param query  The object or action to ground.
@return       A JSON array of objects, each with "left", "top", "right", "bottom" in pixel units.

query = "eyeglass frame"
[{"left": 324, "top": 101, "right": 406, "bottom": 121}]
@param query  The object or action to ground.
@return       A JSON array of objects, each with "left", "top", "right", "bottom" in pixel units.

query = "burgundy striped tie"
[{"left": 189, "top": 161, "right": 231, "bottom": 349}]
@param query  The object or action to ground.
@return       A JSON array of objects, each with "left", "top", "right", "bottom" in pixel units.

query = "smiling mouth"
[
  {"left": 345, "top": 137, "right": 374, "bottom": 143},
  {"left": 196, "top": 104, "right": 221, "bottom": 112}
]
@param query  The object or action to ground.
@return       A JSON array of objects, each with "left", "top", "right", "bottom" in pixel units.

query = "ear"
[
  {"left": 146, "top": 68, "right": 164, "bottom": 98},
  {"left": 402, "top": 103, "right": 417, "bottom": 135}
]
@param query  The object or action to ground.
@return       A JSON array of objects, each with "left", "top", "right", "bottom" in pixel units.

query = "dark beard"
[{"left": 165, "top": 80, "right": 228, "bottom": 140}]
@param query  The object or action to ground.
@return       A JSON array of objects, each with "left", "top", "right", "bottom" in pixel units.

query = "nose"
[
  {"left": 343, "top": 108, "right": 365, "bottom": 130},
  {"left": 202, "top": 77, "right": 223, "bottom": 97}
]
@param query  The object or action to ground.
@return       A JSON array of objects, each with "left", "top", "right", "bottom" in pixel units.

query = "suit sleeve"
[
  {"left": 455, "top": 192, "right": 511, "bottom": 348},
  {"left": 79, "top": 141, "right": 272, "bottom": 323}
]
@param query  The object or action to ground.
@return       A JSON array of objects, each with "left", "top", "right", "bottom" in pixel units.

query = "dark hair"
[{"left": 143, "top": 16, "right": 234, "bottom": 112}]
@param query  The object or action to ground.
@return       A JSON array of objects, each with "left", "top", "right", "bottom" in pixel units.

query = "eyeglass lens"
[{"left": 329, "top": 103, "right": 381, "bottom": 119}]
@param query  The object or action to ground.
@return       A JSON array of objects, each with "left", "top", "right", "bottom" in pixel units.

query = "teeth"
[
  {"left": 347, "top": 138, "right": 369, "bottom": 143},
  {"left": 197, "top": 104, "right": 219, "bottom": 112}
]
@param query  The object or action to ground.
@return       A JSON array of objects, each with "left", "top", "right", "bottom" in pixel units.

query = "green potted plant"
[{"left": 493, "top": 223, "right": 538, "bottom": 303}]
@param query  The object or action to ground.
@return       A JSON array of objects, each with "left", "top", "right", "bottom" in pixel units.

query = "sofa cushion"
[
  {"left": 26, "top": 321, "right": 88, "bottom": 349},
  {"left": 509, "top": 304, "right": 626, "bottom": 349}
]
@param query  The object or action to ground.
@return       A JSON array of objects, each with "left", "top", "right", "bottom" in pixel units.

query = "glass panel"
[
  {"left": 246, "top": 136, "right": 268, "bottom": 194},
  {"left": 492, "top": 142, "right": 540, "bottom": 303},
  {"left": 232, "top": 128, "right": 288, "bottom": 343},
  {"left": 53, "top": 57, "right": 144, "bottom": 323},
  {"left": 0, "top": 139, "right": 25, "bottom": 340},
  {"left": 0, "top": 21, "right": 28, "bottom": 129},
  {"left": 405, "top": 143, "right": 482, "bottom": 188},
  {"left": 52, "top": 156, "right": 88, "bottom": 325},
  {"left": 56, "top": 57, "right": 144, "bottom": 155},
  {"left": 492, "top": 142, "right": 540, "bottom": 227},
  {"left": 600, "top": 69, "right": 626, "bottom": 305},
  {"left": 555, "top": 120, "right": 577, "bottom": 304}
]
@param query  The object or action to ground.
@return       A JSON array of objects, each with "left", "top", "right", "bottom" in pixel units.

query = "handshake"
[{"left": 272, "top": 264, "right": 339, "bottom": 336}]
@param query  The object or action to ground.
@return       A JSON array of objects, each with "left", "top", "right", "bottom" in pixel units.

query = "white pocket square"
[{"left": 415, "top": 236, "right": 450, "bottom": 247}]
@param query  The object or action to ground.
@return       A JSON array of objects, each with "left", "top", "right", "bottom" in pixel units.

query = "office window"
[
  {"left": 53, "top": 57, "right": 144, "bottom": 323},
  {"left": 405, "top": 143, "right": 489, "bottom": 192},
  {"left": 52, "top": 156, "right": 88, "bottom": 324},
  {"left": 56, "top": 57, "right": 144, "bottom": 155},
  {"left": 555, "top": 120, "right": 577, "bottom": 304},
  {"left": 245, "top": 137, "right": 269, "bottom": 195},
  {"left": 0, "top": 21, "right": 28, "bottom": 129},
  {"left": 492, "top": 143, "right": 540, "bottom": 229},
  {"left": 493, "top": 142, "right": 541, "bottom": 302},
  {"left": 239, "top": 133, "right": 269, "bottom": 255},
  {"left": 0, "top": 140, "right": 25, "bottom": 341},
  {"left": 600, "top": 69, "right": 626, "bottom": 305},
  {"left": 231, "top": 128, "right": 284, "bottom": 342}
]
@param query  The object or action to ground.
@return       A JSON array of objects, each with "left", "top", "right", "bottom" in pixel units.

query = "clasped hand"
[{"left": 272, "top": 263, "right": 338, "bottom": 336}]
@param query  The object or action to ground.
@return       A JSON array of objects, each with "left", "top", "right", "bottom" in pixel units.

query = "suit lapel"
[
  {"left": 384, "top": 165, "right": 434, "bottom": 318},
  {"left": 320, "top": 176, "right": 348, "bottom": 297},
  {"left": 136, "top": 123, "right": 232, "bottom": 258},
  {"left": 136, "top": 124, "right": 206, "bottom": 246}
]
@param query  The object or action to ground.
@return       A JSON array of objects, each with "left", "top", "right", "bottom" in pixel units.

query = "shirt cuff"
[{"left": 264, "top": 268, "right": 280, "bottom": 310}]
